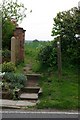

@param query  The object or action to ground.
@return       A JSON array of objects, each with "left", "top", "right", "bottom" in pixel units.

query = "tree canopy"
[
  {"left": 51, "top": 7, "right": 80, "bottom": 37},
  {"left": 38, "top": 7, "right": 80, "bottom": 71},
  {"left": 51, "top": 7, "right": 80, "bottom": 65},
  {"left": 1, "top": 0, "right": 27, "bottom": 49},
  {"left": 2, "top": 0, "right": 27, "bottom": 24}
]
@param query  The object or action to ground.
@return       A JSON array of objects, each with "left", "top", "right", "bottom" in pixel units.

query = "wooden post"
[
  {"left": 57, "top": 38, "right": 62, "bottom": 79},
  {"left": 11, "top": 36, "right": 16, "bottom": 64}
]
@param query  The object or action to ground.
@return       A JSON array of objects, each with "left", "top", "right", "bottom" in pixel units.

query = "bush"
[
  {"left": 2, "top": 62, "right": 16, "bottom": 72},
  {"left": 2, "top": 49, "right": 11, "bottom": 62},
  {"left": 3, "top": 72, "right": 15, "bottom": 82},
  {"left": 3, "top": 72, "right": 27, "bottom": 89},
  {"left": 3, "top": 72, "right": 27, "bottom": 99},
  {"left": 38, "top": 42, "right": 57, "bottom": 71},
  {"left": 15, "top": 74, "right": 27, "bottom": 86}
]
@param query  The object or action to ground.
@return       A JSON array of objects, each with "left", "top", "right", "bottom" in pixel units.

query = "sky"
[{"left": 18, "top": 0, "right": 79, "bottom": 41}]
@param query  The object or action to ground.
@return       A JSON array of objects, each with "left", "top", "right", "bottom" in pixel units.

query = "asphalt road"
[{"left": 0, "top": 109, "right": 79, "bottom": 119}]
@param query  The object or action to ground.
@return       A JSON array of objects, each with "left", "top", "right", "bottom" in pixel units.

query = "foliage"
[
  {"left": 3, "top": 72, "right": 27, "bottom": 89},
  {"left": 2, "top": 81, "right": 10, "bottom": 91},
  {"left": 2, "top": 49, "right": 11, "bottom": 62},
  {"left": 2, "top": 19, "right": 15, "bottom": 49},
  {"left": 24, "top": 41, "right": 48, "bottom": 73},
  {"left": 15, "top": 62, "right": 25, "bottom": 73},
  {"left": 2, "top": 62, "right": 16, "bottom": 72},
  {"left": 38, "top": 7, "right": 80, "bottom": 73},
  {"left": 1, "top": 0, "right": 27, "bottom": 49},
  {"left": 3, "top": 72, "right": 15, "bottom": 82},
  {"left": 3, "top": 72, "right": 27, "bottom": 99},
  {"left": 38, "top": 41, "right": 57, "bottom": 72},
  {"left": 2, "top": 0, "right": 27, "bottom": 24},
  {"left": 37, "top": 7, "right": 80, "bottom": 73},
  {"left": 0, "top": 81, "right": 3, "bottom": 89},
  {"left": 51, "top": 7, "right": 80, "bottom": 65},
  {"left": 15, "top": 74, "right": 27, "bottom": 87}
]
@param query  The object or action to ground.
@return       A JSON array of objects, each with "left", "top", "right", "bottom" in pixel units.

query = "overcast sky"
[{"left": 18, "top": 0, "right": 79, "bottom": 41}]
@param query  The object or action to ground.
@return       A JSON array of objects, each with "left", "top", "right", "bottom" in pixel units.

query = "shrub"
[
  {"left": 2, "top": 81, "right": 10, "bottom": 91},
  {"left": 3, "top": 72, "right": 27, "bottom": 89},
  {"left": 2, "top": 50, "right": 11, "bottom": 62},
  {"left": 3, "top": 72, "right": 15, "bottom": 82},
  {"left": 15, "top": 74, "right": 27, "bottom": 86},
  {"left": 38, "top": 42, "right": 57, "bottom": 71},
  {"left": 3, "top": 72, "right": 27, "bottom": 99},
  {"left": 2, "top": 62, "right": 16, "bottom": 72}
]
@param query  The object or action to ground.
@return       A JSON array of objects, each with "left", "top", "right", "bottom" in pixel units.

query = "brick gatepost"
[{"left": 13, "top": 27, "right": 26, "bottom": 63}]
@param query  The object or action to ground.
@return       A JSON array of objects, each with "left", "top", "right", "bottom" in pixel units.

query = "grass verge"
[{"left": 36, "top": 66, "right": 79, "bottom": 110}]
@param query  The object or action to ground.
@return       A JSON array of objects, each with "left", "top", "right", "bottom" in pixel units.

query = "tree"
[
  {"left": 2, "top": 19, "right": 15, "bottom": 49},
  {"left": 1, "top": 0, "right": 27, "bottom": 49},
  {"left": 51, "top": 7, "right": 80, "bottom": 65},
  {"left": 2, "top": 0, "right": 27, "bottom": 24}
]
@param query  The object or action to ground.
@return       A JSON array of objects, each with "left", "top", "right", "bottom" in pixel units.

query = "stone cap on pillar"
[
  {"left": 14, "top": 27, "right": 26, "bottom": 33},
  {"left": 13, "top": 27, "right": 26, "bottom": 38}
]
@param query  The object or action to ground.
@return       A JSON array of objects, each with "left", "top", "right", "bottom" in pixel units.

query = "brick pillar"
[{"left": 13, "top": 27, "right": 26, "bottom": 63}]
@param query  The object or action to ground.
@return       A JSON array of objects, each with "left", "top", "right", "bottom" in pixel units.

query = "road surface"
[{"left": 0, "top": 109, "right": 79, "bottom": 119}]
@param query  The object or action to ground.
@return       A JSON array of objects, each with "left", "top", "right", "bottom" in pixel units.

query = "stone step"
[
  {"left": 26, "top": 73, "right": 41, "bottom": 76},
  {"left": 26, "top": 74, "right": 41, "bottom": 81},
  {"left": 23, "top": 65, "right": 32, "bottom": 74},
  {"left": 20, "top": 93, "right": 38, "bottom": 100},
  {"left": 26, "top": 79, "right": 39, "bottom": 87},
  {"left": 22, "top": 87, "right": 40, "bottom": 93},
  {"left": 0, "top": 99, "right": 36, "bottom": 109}
]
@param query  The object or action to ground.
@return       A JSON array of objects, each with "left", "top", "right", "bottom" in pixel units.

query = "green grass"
[
  {"left": 36, "top": 66, "right": 79, "bottom": 110},
  {"left": 16, "top": 41, "right": 79, "bottom": 110},
  {"left": 15, "top": 62, "right": 25, "bottom": 73}
]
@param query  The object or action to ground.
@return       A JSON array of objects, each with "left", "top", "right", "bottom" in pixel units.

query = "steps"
[
  {"left": 20, "top": 93, "right": 38, "bottom": 100},
  {"left": 22, "top": 87, "right": 40, "bottom": 93},
  {"left": 26, "top": 74, "right": 41, "bottom": 79},
  {"left": 19, "top": 86, "right": 40, "bottom": 101},
  {"left": 19, "top": 73, "right": 42, "bottom": 102},
  {"left": 21, "top": 65, "right": 42, "bottom": 102},
  {"left": 26, "top": 74, "right": 41, "bottom": 87},
  {"left": 1, "top": 99, "right": 36, "bottom": 109},
  {"left": 2, "top": 64, "right": 42, "bottom": 109},
  {"left": 23, "top": 64, "right": 32, "bottom": 74}
]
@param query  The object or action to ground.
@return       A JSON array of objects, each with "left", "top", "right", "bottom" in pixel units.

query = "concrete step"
[
  {"left": 20, "top": 93, "right": 38, "bottom": 100},
  {"left": 22, "top": 87, "right": 40, "bottom": 93},
  {"left": 26, "top": 73, "right": 41, "bottom": 76},
  {"left": 26, "top": 74, "right": 41, "bottom": 81},
  {"left": 23, "top": 65, "right": 32, "bottom": 74},
  {"left": 0, "top": 99, "right": 36, "bottom": 109},
  {"left": 26, "top": 79, "right": 39, "bottom": 87}
]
